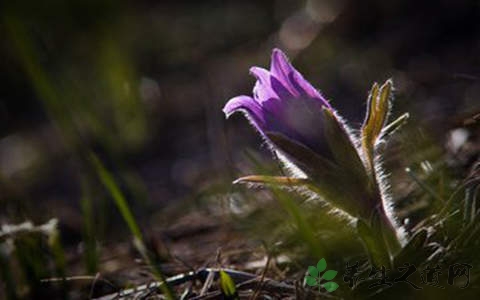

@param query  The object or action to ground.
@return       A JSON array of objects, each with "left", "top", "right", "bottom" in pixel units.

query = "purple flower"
[
  {"left": 223, "top": 49, "right": 332, "bottom": 156},
  {"left": 224, "top": 49, "right": 408, "bottom": 256}
]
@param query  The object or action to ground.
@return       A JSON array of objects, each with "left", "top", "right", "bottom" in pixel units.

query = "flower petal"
[
  {"left": 288, "top": 71, "right": 330, "bottom": 107},
  {"left": 270, "top": 48, "right": 330, "bottom": 107},
  {"left": 250, "top": 66, "right": 295, "bottom": 101},
  {"left": 223, "top": 95, "right": 266, "bottom": 132},
  {"left": 249, "top": 67, "right": 277, "bottom": 102},
  {"left": 270, "top": 48, "right": 298, "bottom": 95}
]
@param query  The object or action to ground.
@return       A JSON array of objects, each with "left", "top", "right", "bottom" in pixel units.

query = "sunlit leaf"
[
  {"left": 381, "top": 113, "right": 410, "bottom": 138},
  {"left": 219, "top": 270, "right": 238, "bottom": 299},
  {"left": 361, "top": 80, "right": 393, "bottom": 173},
  {"left": 233, "top": 175, "right": 309, "bottom": 187}
]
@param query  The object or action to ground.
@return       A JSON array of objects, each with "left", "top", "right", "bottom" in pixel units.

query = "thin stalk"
[{"left": 89, "top": 153, "right": 175, "bottom": 299}]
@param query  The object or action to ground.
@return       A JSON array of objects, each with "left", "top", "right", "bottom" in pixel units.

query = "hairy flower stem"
[
  {"left": 358, "top": 197, "right": 400, "bottom": 268},
  {"left": 378, "top": 206, "right": 401, "bottom": 253}
]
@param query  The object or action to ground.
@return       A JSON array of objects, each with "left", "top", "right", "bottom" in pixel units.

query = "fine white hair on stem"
[
  {"left": 373, "top": 136, "right": 407, "bottom": 246},
  {"left": 294, "top": 184, "right": 358, "bottom": 226},
  {"left": 273, "top": 150, "right": 308, "bottom": 178},
  {"left": 331, "top": 109, "right": 365, "bottom": 160}
]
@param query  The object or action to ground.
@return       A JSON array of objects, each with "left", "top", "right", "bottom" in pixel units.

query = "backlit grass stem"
[{"left": 89, "top": 153, "right": 175, "bottom": 300}]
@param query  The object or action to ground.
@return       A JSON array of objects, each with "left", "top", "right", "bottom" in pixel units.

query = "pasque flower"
[
  {"left": 223, "top": 49, "right": 332, "bottom": 157},
  {"left": 224, "top": 49, "right": 410, "bottom": 266},
  {"left": 223, "top": 49, "right": 371, "bottom": 217}
]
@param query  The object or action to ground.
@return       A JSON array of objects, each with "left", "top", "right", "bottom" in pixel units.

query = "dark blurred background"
[{"left": 1, "top": 0, "right": 480, "bottom": 298}]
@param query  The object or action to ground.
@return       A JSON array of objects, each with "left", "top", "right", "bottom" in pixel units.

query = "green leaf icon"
[
  {"left": 317, "top": 258, "right": 327, "bottom": 272},
  {"left": 323, "top": 281, "right": 339, "bottom": 292},
  {"left": 308, "top": 266, "right": 318, "bottom": 277},
  {"left": 305, "top": 276, "right": 318, "bottom": 286},
  {"left": 322, "top": 270, "right": 338, "bottom": 280}
]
